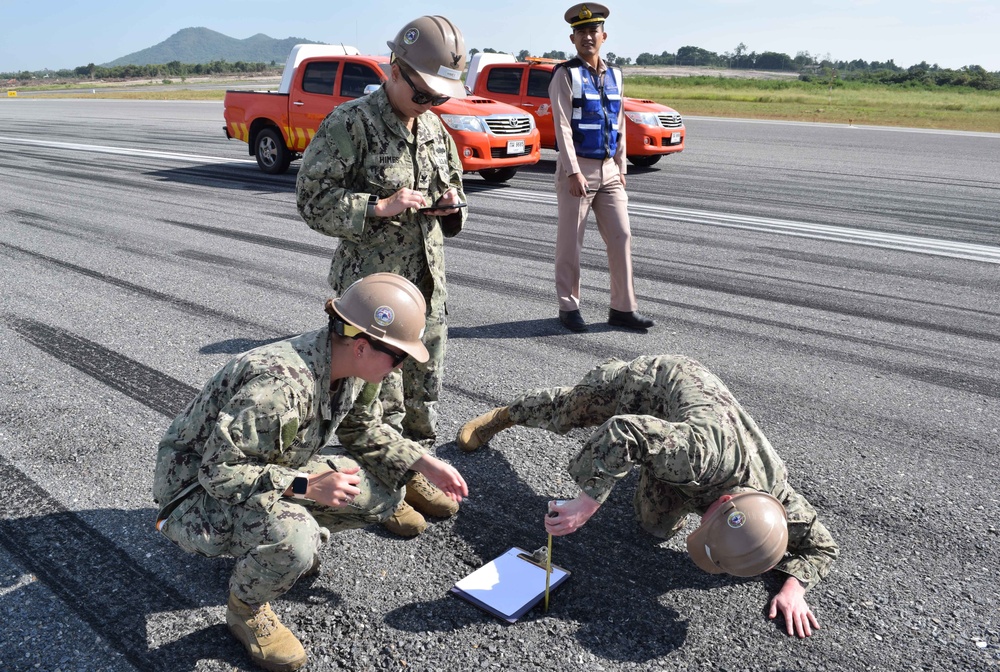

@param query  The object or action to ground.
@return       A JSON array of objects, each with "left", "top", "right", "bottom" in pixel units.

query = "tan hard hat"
[
  {"left": 564, "top": 3, "right": 610, "bottom": 28},
  {"left": 686, "top": 491, "right": 788, "bottom": 577},
  {"left": 325, "top": 273, "right": 430, "bottom": 363},
  {"left": 386, "top": 15, "right": 467, "bottom": 99}
]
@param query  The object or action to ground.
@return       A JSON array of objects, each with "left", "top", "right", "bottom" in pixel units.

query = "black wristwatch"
[
  {"left": 366, "top": 193, "right": 379, "bottom": 217},
  {"left": 292, "top": 474, "right": 309, "bottom": 497}
]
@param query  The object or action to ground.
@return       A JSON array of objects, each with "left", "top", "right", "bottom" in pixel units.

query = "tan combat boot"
[
  {"left": 404, "top": 472, "right": 459, "bottom": 518},
  {"left": 382, "top": 500, "right": 428, "bottom": 537},
  {"left": 456, "top": 406, "right": 514, "bottom": 452},
  {"left": 226, "top": 593, "right": 307, "bottom": 672}
]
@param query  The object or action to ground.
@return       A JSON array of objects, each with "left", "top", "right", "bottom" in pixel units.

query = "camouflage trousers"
[
  {"left": 157, "top": 451, "right": 403, "bottom": 605},
  {"left": 378, "top": 295, "right": 446, "bottom": 445},
  {"left": 511, "top": 391, "right": 694, "bottom": 539},
  {"left": 507, "top": 364, "right": 706, "bottom": 540},
  {"left": 506, "top": 359, "right": 627, "bottom": 435},
  {"left": 334, "top": 266, "right": 446, "bottom": 446}
]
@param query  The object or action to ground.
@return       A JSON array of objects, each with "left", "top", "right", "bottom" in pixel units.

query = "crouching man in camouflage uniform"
[
  {"left": 296, "top": 16, "right": 469, "bottom": 537},
  {"left": 457, "top": 355, "right": 838, "bottom": 638},
  {"left": 153, "top": 273, "right": 468, "bottom": 671}
]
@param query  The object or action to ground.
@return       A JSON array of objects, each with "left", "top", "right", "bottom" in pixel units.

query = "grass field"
[
  {"left": 625, "top": 75, "right": 1000, "bottom": 133},
  {"left": 25, "top": 89, "right": 229, "bottom": 101},
  {"left": 6, "top": 75, "right": 1000, "bottom": 133}
]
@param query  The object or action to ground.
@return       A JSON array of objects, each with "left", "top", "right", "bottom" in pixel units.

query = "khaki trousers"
[{"left": 554, "top": 156, "right": 638, "bottom": 313}]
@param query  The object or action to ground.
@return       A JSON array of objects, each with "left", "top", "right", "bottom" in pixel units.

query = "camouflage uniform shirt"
[
  {"left": 153, "top": 327, "right": 425, "bottom": 518},
  {"left": 295, "top": 84, "right": 466, "bottom": 308},
  {"left": 510, "top": 355, "right": 839, "bottom": 590}
]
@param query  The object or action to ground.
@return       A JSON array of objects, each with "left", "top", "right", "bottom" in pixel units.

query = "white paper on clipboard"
[{"left": 451, "top": 547, "right": 570, "bottom": 622}]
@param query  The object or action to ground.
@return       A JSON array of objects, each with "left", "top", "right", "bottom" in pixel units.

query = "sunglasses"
[
  {"left": 398, "top": 67, "right": 450, "bottom": 106},
  {"left": 362, "top": 336, "right": 409, "bottom": 368}
]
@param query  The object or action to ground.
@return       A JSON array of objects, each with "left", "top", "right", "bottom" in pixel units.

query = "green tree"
[
  {"left": 676, "top": 45, "right": 717, "bottom": 66},
  {"left": 517, "top": 49, "right": 530, "bottom": 62},
  {"left": 755, "top": 51, "right": 794, "bottom": 70},
  {"left": 793, "top": 51, "right": 816, "bottom": 69}
]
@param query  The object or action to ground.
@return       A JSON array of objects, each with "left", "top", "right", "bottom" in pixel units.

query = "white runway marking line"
[
  {"left": 0, "top": 135, "right": 255, "bottom": 165},
  {"left": 480, "top": 187, "right": 1000, "bottom": 265},
  {"left": 6, "top": 136, "right": 998, "bottom": 264},
  {"left": 0, "top": 573, "right": 36, "bottom": 597}
]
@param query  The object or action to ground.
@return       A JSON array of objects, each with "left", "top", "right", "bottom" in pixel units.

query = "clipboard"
[{"left": 450, "top": 547, "right": 571, "bottom": 623}]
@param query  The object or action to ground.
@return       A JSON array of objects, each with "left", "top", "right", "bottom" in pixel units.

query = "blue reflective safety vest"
[{"left": 559, "top": 57, "right": 623, "bottom": 160}]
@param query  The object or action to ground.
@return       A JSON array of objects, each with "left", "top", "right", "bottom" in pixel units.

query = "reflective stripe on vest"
[{"left": 568, "top": 64, "right": 622, "bottom": 160}]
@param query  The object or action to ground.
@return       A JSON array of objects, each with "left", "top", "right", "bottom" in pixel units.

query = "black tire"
[
  {"left": 254, "top": 128, "right": 292, "bottom": 174},
  {"left": 479, "top": 167, "right": 518, "bottom": 183},
  {"left": 628, "top": 155, "right": 661, "bottom": 168}
]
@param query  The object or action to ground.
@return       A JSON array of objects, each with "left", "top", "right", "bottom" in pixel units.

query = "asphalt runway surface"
[{"left": 0, "top": 99, "right": 997, "bottom": 671}]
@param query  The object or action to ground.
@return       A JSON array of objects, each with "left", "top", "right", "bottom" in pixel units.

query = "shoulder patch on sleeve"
[
  {"left": 280, "top": 413, "right": 300, "bottom": 451},
  {"left": 357, "top": 382, "right": 381, "bottom": 407}
]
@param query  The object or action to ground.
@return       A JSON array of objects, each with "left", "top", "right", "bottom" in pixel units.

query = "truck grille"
[
  {"left": 658, "top": 113, "right": 683, "bottom": 128},
  {"left": 491, "top": 145, "right": 534, "bottom": 158},
  {"left": 484, "top": 115, "right": 533, "bottom": 136}
]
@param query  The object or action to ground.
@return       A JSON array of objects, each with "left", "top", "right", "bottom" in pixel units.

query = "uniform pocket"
[{"left": 159, "top": 491, "right": 233, "bottom": 558}]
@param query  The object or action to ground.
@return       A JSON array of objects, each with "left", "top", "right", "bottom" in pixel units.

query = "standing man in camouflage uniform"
[
  {"left": 154, "top": 274, "right": 468, "bottom": 671},
  {"left": 550, "top": 4, "right": 654, "bottom": 333},
  {"left": 457, "top": 355, "right": 838, "bottom": 638},
  {"left": 297, "top": 15, "right": 468, "bottom": 537}
]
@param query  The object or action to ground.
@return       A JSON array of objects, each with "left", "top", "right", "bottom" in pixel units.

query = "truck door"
[
  {"left": 482, "top": 65, "right": 524, "bottom": 108},
  {"left": 482, "top": 65, "right": 556, "bottom": 149},
  {"left": 524, "top": 67, "right": 556, "bottom": 148},
  {"left": 338, "top": 61, "right": 384, "bottom": 101},
  {"left": 289, "top": 60, "right": 340, "bottom": 152}
]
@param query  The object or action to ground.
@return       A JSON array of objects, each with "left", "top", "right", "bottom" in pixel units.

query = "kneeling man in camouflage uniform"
[
  {"left": 458, "top": 355, "right": 838, "bottom": 638},
  {"left": 154, "top": 273, "right": 467, "bottom": 671}
]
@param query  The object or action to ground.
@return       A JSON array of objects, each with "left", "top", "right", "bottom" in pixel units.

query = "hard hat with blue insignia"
[
  {"left": 387, "top": 15, "right": 467, "bottom": 99},
  {"left": 686, "top": 491, "right": 789, "bottom": 577},
  {"left": 326, "top": 273, "right": 430, "bottom": 363}
]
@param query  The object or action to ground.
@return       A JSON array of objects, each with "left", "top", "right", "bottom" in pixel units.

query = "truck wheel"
[
  {"left": 628, "top": 155, "right": 661, "bottom": 168},
  {"left": 255, "top": 128, "right": 292, "bottom": 174},
  {"left": 479, "top": 167, "right": 517, "bottom": 183}
]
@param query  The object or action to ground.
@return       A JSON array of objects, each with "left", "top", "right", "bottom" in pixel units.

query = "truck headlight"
[
  {"left": 625, "top": 111, "right": 661, "bottom": 127},
  {"left": 439, "top": 114, "right": 488, "bottom": 133}
]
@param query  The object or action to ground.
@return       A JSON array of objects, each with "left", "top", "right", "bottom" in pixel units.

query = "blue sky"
[{"left": 1, "top": 0, "right": 997, "bottom": 72}]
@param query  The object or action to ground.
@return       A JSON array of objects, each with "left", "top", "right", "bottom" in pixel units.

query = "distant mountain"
[{"left": 101, "top": 27, "right": 326, "bottom": 67}]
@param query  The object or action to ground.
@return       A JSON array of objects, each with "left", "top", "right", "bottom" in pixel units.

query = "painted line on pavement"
[
  {"left": 6, "top": 136, "right": 998, "bottom": 264},
  {"left": 478, "top": 187, "right": 1000, "bottom": 265},
  {"left": 0, "top": 135, "right": 254, "bottom": 164}
]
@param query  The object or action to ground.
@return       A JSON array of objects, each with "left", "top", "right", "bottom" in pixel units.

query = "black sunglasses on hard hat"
[
  {"left": 363, "top": 336, "right": 409, "bottom": 368},
  {"left": 332, "top": 317, "right": 409, "bottom": 367},
  {"left": 398, "top": 66, "right": 450, "bottom": 106}
]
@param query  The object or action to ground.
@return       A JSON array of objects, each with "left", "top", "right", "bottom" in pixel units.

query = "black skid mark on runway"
[
  {"left": 160, "top": 219, "right": 334, "bottom": 258},
  {"left": 0, "top": 241, "right": 268, "bottom": 333},
  {"left": 0, "top": 454, "right": 190, "bottom": 670},
  {"left": 0, "top": 455, "right": 246, "bottom": 671},
  {"left": 8, "top": 208, "right": 59, "bottom": 224},
  {"left": 0, "top": 320, "right": 254, "bottom": 669},
  {"left": 7, "top": 317, "right": 198, "bottom": 418}
]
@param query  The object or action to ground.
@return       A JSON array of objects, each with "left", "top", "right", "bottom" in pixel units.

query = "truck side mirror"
[{"left": 363, "top": 84, "right": 380, "bottom": 95}]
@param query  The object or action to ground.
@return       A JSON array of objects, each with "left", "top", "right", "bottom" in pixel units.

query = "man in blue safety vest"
[{"left": 549, "top": 3, "right": 654, "bottom": 333}]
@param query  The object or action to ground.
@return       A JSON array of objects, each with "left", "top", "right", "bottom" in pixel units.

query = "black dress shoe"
[
  {"left": 608, "top": 309, "right": 654, "bottom": 330},
  {"left": 559, "top": 309, "right": 588, "bottom": 332}
]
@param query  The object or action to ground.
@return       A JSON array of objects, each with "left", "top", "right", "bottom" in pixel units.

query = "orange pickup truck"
[
  {"left": 224, "top": 45, "right": 541, "bottom": 182},
  {"left": 466, "top": 54, "right": 685, "bottom": 167}
]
